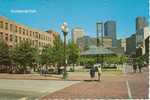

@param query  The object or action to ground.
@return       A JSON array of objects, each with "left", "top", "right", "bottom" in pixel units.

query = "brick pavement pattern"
[
  {"left": 126, "top": 67, "right": 149, "bottom": 99},
  {"left": 42, "top": 67, "right": 149, "bottom": 99}
]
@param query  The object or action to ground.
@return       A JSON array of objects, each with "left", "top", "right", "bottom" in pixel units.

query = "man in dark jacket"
[{"left": 90, "top": 66, "right": 95, "bottom": 80}]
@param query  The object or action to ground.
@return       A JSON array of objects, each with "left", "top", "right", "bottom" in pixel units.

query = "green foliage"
[
  {"left": 11, "top": 41, "right": 38, "bottom": 72},
  {"left": 67, "top": 41, "right": 80, "bottom": 64},
  {"left": 52, "top": 36, "right": 64, "bottom": 65},
  {"left": 39, "top": 36, "right": 65, "bottom": 66},
  {"left": 119, "top": 55, "right": 128, "bottom": 64},
  {"left": 83, "top": 44, "right": 89, "bottom": 51},
  {"left": 0, "top": 39, "right": 11, "bottom": 65},
  {"left": 103, "top": 55, "right": 128, "bottom": 65},
  {"left": 79, "top": 56, "right": 96, "bottom": 65},
  {"left": 136, "top": 56, "right": 145, "bottom": 65},
  {"left": 40, "top": 45, "right": 53, "bottom": 65}
]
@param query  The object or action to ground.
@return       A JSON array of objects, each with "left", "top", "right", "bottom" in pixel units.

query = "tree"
[
  {"left": 0, "top": 39, "right": 11, "bottom": 72},
  {"left": 40, "top": 45, "right": 53, "bottom": 65},
  {"left": 0, "top": 39, "right": 11, "bottom": 66},
  {"left": 12, "top": 41, "right": 38, "bottom": 73},
  {"left": 52, "top": 36, "right": 64, "bottom": 73},
  {"left": 83, "top": 43, "right": 89, "bottom": 51},
  {"left": 119, "top": 55, "right": 128, "bottom": 65},
  {"left": 67, "top": 41, "right": 80, "bottom": 71}
]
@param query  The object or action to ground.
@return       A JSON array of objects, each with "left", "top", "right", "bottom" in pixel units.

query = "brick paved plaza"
[
  {"left": 42, "top": 67, "right": 148, "bottom": 99},
  {"left": 0, "top": 67, "right": 148, "bottom": 99}
]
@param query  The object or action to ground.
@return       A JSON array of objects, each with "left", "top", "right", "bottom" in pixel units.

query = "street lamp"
[
  {"left": 61, "top": 22, "right": 69, "bottom": 79},
  {"left": 96, "top": 22, "right": 103, "bottom": 64}
]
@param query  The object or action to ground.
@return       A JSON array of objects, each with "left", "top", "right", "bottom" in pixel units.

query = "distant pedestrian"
[
  {"left": 97, "top": 65, "right": 102, "bottom": 81},
  {"left": 133, "top": 63, "right": 137, "bottom": 73},
  {"left": 138, "top": 64, "right": 142, "bottom": 73},
  {"left": 41, "top": 66, "right": 44, "bottom": 75},
  {"left": 90, "top": 66, "right": 95, "bottom": 80}
]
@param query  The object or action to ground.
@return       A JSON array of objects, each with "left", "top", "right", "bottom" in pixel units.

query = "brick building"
[{"left": 0, "top": 16, "right": 58, "bottom": 50}]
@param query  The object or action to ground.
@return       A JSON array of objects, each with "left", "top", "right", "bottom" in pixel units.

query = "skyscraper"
[
  {"left": 135, "top": 16, "right": 148, "bottom": 47},
  {"left": 104, "top": 20, "right": 116, "bottom": 47},
  {"left": 136, "top": 16, "right": 147, "bottom": 32},
  {"left": 126, "top": 34, "right": 136, "bottom": 55},
  {"left": 72, "top": 27, "right": 85, "bottom": 43}
]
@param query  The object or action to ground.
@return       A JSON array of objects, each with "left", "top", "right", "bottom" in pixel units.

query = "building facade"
[
  {"left": 76, "top": 36, "right": 91, "bottom": 51},
  {"left": 90, "top": 36, "right": 112, "bottom": 48},
  {"left": 136, "top": 16, "right": 147, "bottom": 32},
  {"left": 145, "top": 36, "right": 149, "bottom": 56},
  {"left": 126, "top": 34, "right": 136, "bottom": 55},
  {"left": 116, "top": 39, "right": 126, "bottom": 53},
  {"left": 104, "top": 20, "right": 117, "bottom": 47},
  {"left": 142, "top": 27, "right": 150, "bottom": 55},
  {"left": 77, "top": 36, "right": 112, "bottom": 51},
  {"left": 135, "top": 16, "right": 147, "bottom": 47},
  {"left": 121, "top": 39, "right": 126, "bottom": 52},
  {"left": 0, "top": 16, "right": 58, "bottom": 50},
  {"left": 72, "top": 27, "right": 85, "bottom": 43}
]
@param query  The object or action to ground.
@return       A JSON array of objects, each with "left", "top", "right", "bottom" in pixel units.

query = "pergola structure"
[
  {"left": 80, "top": 45, "right": 116, "bottom": 67},
  {"left": 80, "top": 45, "right": 115, "bottom": 56}
]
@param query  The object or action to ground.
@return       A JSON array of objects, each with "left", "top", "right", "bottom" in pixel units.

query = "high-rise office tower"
[
  {"left": 136, "top": 16, "right": 147, "bottom": 32},
  {"left": 104, "top": 20, "right": 116, "bottom": 47},
  {"left": 72, "top": 27, "right": 85, "bottom": 43},
  {"left": 136, "top": 16, "right": 148, "bottom": 47}
]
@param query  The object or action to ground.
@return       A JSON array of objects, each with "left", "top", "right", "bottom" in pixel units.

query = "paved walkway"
[
  {"left": 125, "top": 67, "right": 149, "bottom": 99},
  {"left": 0, "top": 79, "right": 80, "bottom": 100},
  {"left": 0, "top": 67, "right": 148, "bottom": 99},
  {"left": 0, "top": 74, "right": 62, "bottom": 80},
  {"left": 42, "top": 77, "right": 128, "bottom": 99},
  {"left": 42, "top": 67, "right": 149, "bottom": 99}
]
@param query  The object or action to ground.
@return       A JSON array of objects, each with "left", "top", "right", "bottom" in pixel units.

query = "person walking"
[
  {"left": 97, "top": 64, "right": 102, "bottom": 81},
  {"left": 90, "top": 66, "right": 95, "bottom": 81},
  {"left": 133, "top": 62, "right": 137, "bottom": 73},
  {"left": 138, "top": 64, "right": 142, "bottom": 73}
]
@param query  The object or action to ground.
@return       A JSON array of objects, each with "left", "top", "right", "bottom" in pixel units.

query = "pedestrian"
[
  {"left": 40, "top": 65, "right": 43, "bottom": 75},
  {"left": 133, "top": 63, "right": 137, "bottom": 73},
  {"left": 138, "top": 64, "right": 142, "bottom": 73},
  {"left": 41, "top": 66, "right": 44, "bottom": 76},
  {"left": 97, "top": 65, "right": 102, "bottom": 81},
  {"left": 90, "top": 66, "right": 95, "bottom": 81}
]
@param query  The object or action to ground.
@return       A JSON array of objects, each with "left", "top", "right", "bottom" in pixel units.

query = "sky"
[{"left": 0, "top": 0, "right": 149, "bottom": 39}]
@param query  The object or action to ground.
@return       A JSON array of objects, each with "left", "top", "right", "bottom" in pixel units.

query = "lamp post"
[
  {"left": 61, "top": 22, "right": 69, "bottom": 79},
  {"left": 96, "top": 22, "right": 103, "bottom": 64}
]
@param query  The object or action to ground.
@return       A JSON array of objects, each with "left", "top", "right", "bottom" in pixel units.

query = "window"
[
  {"left": 0, "top": 21, "right": 3, "bottom": 28},
  {"left": 30, "top": 31, "right": 32, "bottom": 36},
  {"left": 33, "top": 32, "right": 35, "bottom": 37},
  {"left": 5, "top": 23, "right": 8, "bottom": 30},
  {"left": 10, "top": 34, "right": 13, "bottom": 41},
  {"left": 15, "top": 36, "right": 18, "bottom": 43},
  {"left": 10, "top": 24, "right": 13, "bottom": 32},
  {"left": 19, "top": 27, "right": 22, "bottom": 34},
  {"left": 26, "top": 30, "right": 28, "bottom": 36},
  {"left": 15, "top": 26, "right": 17, "bottom": 32},
  {"left": 19, "top": 37, "right": 22, "bottom": 42},
  {"left": 23, "top": 29, "right": 25, "bottom": 35},
  {"left": 39, "top": 42, "right": 40, "bottom": 46},
  {"left": 0, "top": 32, "right": 3, "bottom": 37},
  {"left": 36, "top": 32, "right": 38, "bottom": 38},
  {"left": 39, "top": 34, "right": 40, "bottom": 39},
  {"left": 5, "top": 33, "right": 8, "bottom": 41}
]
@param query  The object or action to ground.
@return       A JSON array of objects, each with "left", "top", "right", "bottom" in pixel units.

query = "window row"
[
  {"left": 0, "top": 21, "right": 51, "bottom": 41},
  {"left": 0, "top": 32, "right": 50, "bottom": 47},
  {"left": 0, "top": 32, "right": 13, "bottom": 42}
]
